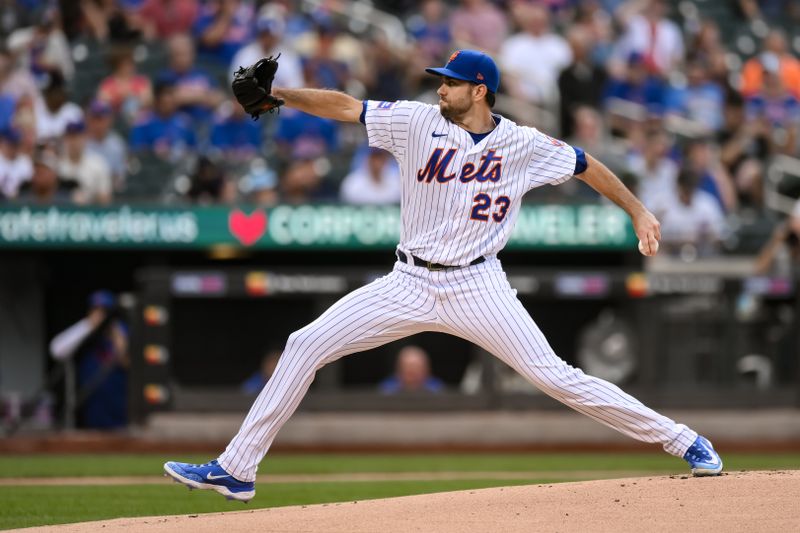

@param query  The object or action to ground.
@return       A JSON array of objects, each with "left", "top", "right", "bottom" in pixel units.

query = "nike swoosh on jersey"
[
  {"left": 431, "top": 132, "right": 447, "bottom": 138},
  {"left": 206, "top": 473, "right": 231, "bottom": 480}
]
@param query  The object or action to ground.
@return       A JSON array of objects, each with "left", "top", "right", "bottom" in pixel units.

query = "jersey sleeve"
[
  {"left": 363, "top": 100, "right": 415, "bottom": 159},
  {"left": 526, "top": 129, "right": 577, "bottom": 188}
]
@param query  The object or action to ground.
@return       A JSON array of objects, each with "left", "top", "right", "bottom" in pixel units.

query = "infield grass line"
[{"left": 0, "top": 453, "right": 797, "bottom": 478}]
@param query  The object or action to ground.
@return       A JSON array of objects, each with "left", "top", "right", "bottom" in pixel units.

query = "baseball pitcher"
[{"left": 164, "top": 50, "right": 723, "bottom": 502}]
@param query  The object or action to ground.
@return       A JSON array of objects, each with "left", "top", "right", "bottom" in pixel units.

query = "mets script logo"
[{"left": 416, "top": 149, "right": 502, "bottom": 183}]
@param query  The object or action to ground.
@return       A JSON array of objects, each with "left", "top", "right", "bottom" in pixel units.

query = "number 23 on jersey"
[{"left": 470, "top": 193, "right": 510, "bottom": 222}]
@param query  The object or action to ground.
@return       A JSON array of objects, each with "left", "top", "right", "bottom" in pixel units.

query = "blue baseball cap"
[
  {"left": 425, "top": 50, "right": 500, "bottom": 94},
  {"left": 89, "top": 290, "right": 116, "bottom": 310}
]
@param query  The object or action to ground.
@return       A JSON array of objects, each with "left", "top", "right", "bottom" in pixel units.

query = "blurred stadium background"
[{"left": 1, "top": 0, "right": 800, "bottom": 451}]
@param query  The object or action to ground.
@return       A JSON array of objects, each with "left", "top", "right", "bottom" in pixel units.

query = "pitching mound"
[{"left": 21, "top": 470, "right": 799, "bottom": 533}]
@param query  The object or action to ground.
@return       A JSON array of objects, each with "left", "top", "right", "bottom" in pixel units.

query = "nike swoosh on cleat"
[
  {"left": 431, "top": 132, "right": 447, "bottom": 138},
  {"left": 206, "top": 473, "right": 231, "bottom": 480}
]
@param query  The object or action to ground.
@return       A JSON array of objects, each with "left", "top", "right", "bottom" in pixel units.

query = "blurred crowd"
[{"left": 0, "top": 0, "right": 799, "bottom": 258}]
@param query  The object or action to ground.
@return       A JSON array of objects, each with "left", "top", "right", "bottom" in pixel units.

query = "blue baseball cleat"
[
  {"left": 163, "top": 460, "right": 255, "bottom": 502},
  {"left": 683, "top": 436, "right": 723, "bottom": 476}
]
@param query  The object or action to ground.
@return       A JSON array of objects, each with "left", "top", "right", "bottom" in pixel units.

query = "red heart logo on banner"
[{"left": 228, "top": 209, "right": 267, "bottom": 246}]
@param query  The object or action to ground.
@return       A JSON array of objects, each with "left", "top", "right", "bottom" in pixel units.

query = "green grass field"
[{"left": 1, "top": 453, "right": 798, "bottom": 530}]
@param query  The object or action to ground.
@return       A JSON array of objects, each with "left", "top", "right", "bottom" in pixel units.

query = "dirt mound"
[{"left": 19, "top": 470, "right": 799, "bottom": 533}]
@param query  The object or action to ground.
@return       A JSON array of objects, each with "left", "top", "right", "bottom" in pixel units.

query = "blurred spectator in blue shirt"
[
  {"left": 665, "top": 58, "right": 725, "bottom": 133},
  {"left": 407, "top": 0, "right": 451, "bottom": 64},
  {"left": 379, "top": 346, "right": 444, "bottom": 394},
  {"left": 49, "top": 290, "right": 129, "bottom": 430},
  {"left": 241, "top": 348, "right": 281, "bottom": 395},
  {"left": 604, "top": 52, "right": 667, "bottom": 115},
  {"left": 159, "top": 33, "right": 224, "bottom": 124},
  {"left": 193, "top": 0, "right": 254, "bottom": 65},
  {"left": 301, "top": 22, "right": 350, "bottom": 91},
  {"left": 129, "top": 81, "right": 196, "bottom": 160},
  {"left": 85, "top": 100, "right": 127, "bottom": 192},
  {"left": 209, "top": 100, "right": 262, "bottom": 162},
  {"left": 274, "top": 107, "right": 338, "bottom": 161},
  {"left": 0, "top": 95, "right": 14, "bottom": 132},
  {"left": 682, "top": 138, "right": 737, "bottom": 213}
]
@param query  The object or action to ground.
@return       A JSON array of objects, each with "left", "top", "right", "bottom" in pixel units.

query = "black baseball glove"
[{"left": 232, "top": 54, "right": 284, "bottom": 120}]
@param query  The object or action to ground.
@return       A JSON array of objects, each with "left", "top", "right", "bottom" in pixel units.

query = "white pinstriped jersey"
[{"left": 365, "top": 99, "right": 577, "bottom": 266}]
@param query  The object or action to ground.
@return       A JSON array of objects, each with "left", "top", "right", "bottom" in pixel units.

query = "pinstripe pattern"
[
  {"left": 217, "top": 101, "right": 699, "bottom": 482},
  {"left": 364, "top": 100, "right": 576, "bottom": 266}
]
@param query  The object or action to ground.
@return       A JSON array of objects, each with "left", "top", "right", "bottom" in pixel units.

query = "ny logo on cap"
[{"left": 449, "top": 51, "right": 460, "bottom": 62}]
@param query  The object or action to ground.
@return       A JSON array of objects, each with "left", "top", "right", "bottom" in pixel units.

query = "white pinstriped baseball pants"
[{"left": 218, "top": 256, "right": 697, "bottom": 482}]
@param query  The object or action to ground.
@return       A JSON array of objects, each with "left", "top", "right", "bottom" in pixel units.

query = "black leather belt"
[{"left": 396, "top": 250, "right": 485, "bottom": 271}]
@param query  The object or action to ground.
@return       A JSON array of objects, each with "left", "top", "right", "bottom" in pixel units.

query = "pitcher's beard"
[{"left": 439, "top": 101, "right": 469, "bottom": 122}]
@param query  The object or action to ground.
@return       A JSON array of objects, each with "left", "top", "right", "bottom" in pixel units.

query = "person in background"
[
  {"left": 407, "top": 0, "right": 451, "bottom": 65},
  {"left": 339, "top": 147, "right": 400, "bottom": 205},
  {"left": 379, "top": 346, "right": 444, "bottom": 394},
  {"left": 96, "top": 45, "right": 153, "bottom": 124},
  {"left": 274, "top": 106, "right": 338, "bottom": 163},
  {"left": 740, "top": 29, "right": 800, "bottom": 100},
  {"left": 745, "top": 52, "right": 799, "bottom": 156},
  {"left": 603, "top": 51, "right": 668, "bottom": 130},
  {"left": 81, "top": 0, "right": 150, "bottom": 42},
  {"left": 208, "top": 99, "right": 262, "bottom": 163},
  {"left": 16, "top": 146, "right": 76, "bottom": 204},
  {"left": 49, "top": 290, "right": 129, "bottom": 430},
  {"left": 159, "top": 33, "right": 224, "bottom": 124},
  {"left": 230, "top": 11, "right": 304, "bottom": 89},
  {"left": 129, "top": 80, "right": 196, "bottom": 161},
  {"left": 449, "top": 0, "right": 508, "bottom": 55},
  {"left": 613, "top": 0, "right": 684, "bottom": 77},
  {"left": 6, "top": 5, "right": 74, "bottom": 82},
  {"left": 500, "top": 2, "right": 572, "bottom": 105},
  {"left": 626, "top": 129, "right": 678, "bottom": 210},
  {"left": 754, "top": 199, "right": 800, "bottom": 277},
  {"left": 241, "top": 348, "right": 281, "bottom": 395},
  {"left": 33, "top": 70, "right": 82, "bottom": 142},
  {"left": 682, "top": 138, "right": 737, "bottom": 213},
  {"left": 299, "top": 21, "right": 351, "bottom": 92},
  {"left": 0, "top": 46, "right": 40, "bottom": 103},
  {"left": 0, "top": 128, "right": 33, "bottom": 199},
  {"left": 278, "top": 154, "right": 336, "bottom": 204},
  {"left": 193, "top": 0, "right": 254, "bottom": 65},
  {"left": 186, "top": 155, "right": 235, "bottom": 204},
  {"left": 558, "top": 26, "right": 607, "bottom": 137},
  {"left": 139, "top": 0, "right": 200, "bottom": 39},
  {"left": 58, "top": 120, "right": 113, "bottom": 205},
  {"left": 241, "top": 158, "right": 279, "bottom": 206},
  {"left": 652, "top": 169, "right": 727, "bottom": 257},
  {"left": 84, "top": 100, "right": 127, "bottom": 192},
  {"left": 665, "top": 57, "right": 725, "bottom": 134}
]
